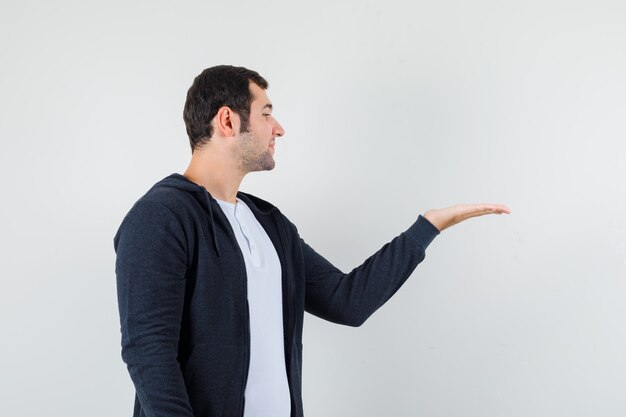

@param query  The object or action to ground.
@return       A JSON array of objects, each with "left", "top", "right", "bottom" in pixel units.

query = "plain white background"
[{"left": 1, "top": 0, "right": 625, "bottom": 416}]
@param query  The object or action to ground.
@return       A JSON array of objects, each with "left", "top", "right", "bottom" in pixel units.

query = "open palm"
[{"left": 424, "top": 203, "right": 511, "bottom": 232}]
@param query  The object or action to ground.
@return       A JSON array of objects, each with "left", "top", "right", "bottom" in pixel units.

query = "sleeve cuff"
[{"left": 405, "top": 214, "right": 440, "bottom": 250}]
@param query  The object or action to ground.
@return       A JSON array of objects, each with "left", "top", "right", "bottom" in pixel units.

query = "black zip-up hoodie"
[{"left": 114, "top": 173, "right": 440, "bottom": 417}]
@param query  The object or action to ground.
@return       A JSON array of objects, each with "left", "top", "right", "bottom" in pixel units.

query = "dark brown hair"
[{"left": 183, "top": 65, "right": 268, "bottom": 151}]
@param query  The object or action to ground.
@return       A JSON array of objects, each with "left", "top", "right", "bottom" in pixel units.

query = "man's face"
[{"left": 235, "top": 82, "right": 285, "bottom": 173}]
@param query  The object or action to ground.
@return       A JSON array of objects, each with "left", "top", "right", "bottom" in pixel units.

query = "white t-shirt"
[{"left": 215, "top": 197, "right": 291, "bottom": 417}]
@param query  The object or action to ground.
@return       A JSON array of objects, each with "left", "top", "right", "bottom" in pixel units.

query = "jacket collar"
[{"left": 152, "top": 173, "right": 281, "bottom": 257}]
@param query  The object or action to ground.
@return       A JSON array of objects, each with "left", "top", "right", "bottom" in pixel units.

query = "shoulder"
[
  {"left": 126, "top": 172, "right": 207, "bottom": 219},
  {"left": 116, "top": 193, "right": 184, "bottom": 236},
  {"left": 139, "top": 185, "right": 196, "bottom": 214},
  {"left": 114, "top": 184, "right": 196, "bottom": 240}
]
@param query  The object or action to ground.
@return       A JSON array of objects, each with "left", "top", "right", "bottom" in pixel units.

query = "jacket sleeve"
[
  {"left": 114, "top": 200, "right": 194, "bottom": 417},
  {"left": 301, "top": 214, "right": 440, "bottom": 327}
]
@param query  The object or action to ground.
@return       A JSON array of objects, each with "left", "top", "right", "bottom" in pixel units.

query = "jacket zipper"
[
  {"left": 237, "top": 246, "right": 250, "bottom": 417},
  {"left": 276, "top": 215, "right": 297, "bottom": 414},
  {"left": 240, "top": 298, "right": 250, "bottom": 417}
]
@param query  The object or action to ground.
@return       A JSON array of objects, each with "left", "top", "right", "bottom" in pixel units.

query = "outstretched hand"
[{"left": 423, "top": 203, "right": 511, "bottom": 232}]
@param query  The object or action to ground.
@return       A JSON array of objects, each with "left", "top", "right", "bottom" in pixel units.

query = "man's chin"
[
  {"left": 261, "top": 154, "right": 276, "bottom": 171},
  {"left": 249, "top": 158, "right": 275, "bottom": 172}
]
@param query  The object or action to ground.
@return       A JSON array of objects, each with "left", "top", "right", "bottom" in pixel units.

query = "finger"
[
  {"left": 462, "top": 204, "right": 510, "bottom": 220},
  {"left": 492, "top": 204, "right": 511, "bottom": 214},
  {"left": 478, "top": 204, "right": 511, "bottom": 214},
  {"left": 457, "top": 206, "right": 492, "bottom": 221}
]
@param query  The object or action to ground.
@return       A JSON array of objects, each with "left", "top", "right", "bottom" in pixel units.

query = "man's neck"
[{"left": 183, "top": 150, "right": 245, "bottom": 204}]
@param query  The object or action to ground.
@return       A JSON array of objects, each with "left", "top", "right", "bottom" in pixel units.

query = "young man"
[{"left": 114, "top": 65, "right": 510, "bottom": 417}]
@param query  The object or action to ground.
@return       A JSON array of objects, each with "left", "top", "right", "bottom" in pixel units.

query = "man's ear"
[{"left": 214, "top": 106, "right": 240, "bottom": 138}]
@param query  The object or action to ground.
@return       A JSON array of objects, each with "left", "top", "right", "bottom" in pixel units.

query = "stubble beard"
[{"left": 237, "top": 130, "right": 275, "bottom": 173}]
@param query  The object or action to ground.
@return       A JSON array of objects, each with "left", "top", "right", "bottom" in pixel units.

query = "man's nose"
[{"left": 273, "top": 119, "right": 285, "bottom": 137}]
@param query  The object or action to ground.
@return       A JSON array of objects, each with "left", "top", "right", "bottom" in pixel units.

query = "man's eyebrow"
[{"left": 261, "top": 103, "right": 273, "bottom": 111}]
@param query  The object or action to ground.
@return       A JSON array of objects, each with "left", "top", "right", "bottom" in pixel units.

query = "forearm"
[{"left": 303, "top": 215, "right": 439, "bottom": 326}]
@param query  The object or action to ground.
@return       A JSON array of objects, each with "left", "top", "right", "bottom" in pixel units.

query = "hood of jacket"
[{"left": 148, "top": 172, "right": 280, "bottom": 258}]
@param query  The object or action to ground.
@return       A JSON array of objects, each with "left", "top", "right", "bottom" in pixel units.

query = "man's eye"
[{"left": 263, "top": 114, "right": 271, "bottom": 117}]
